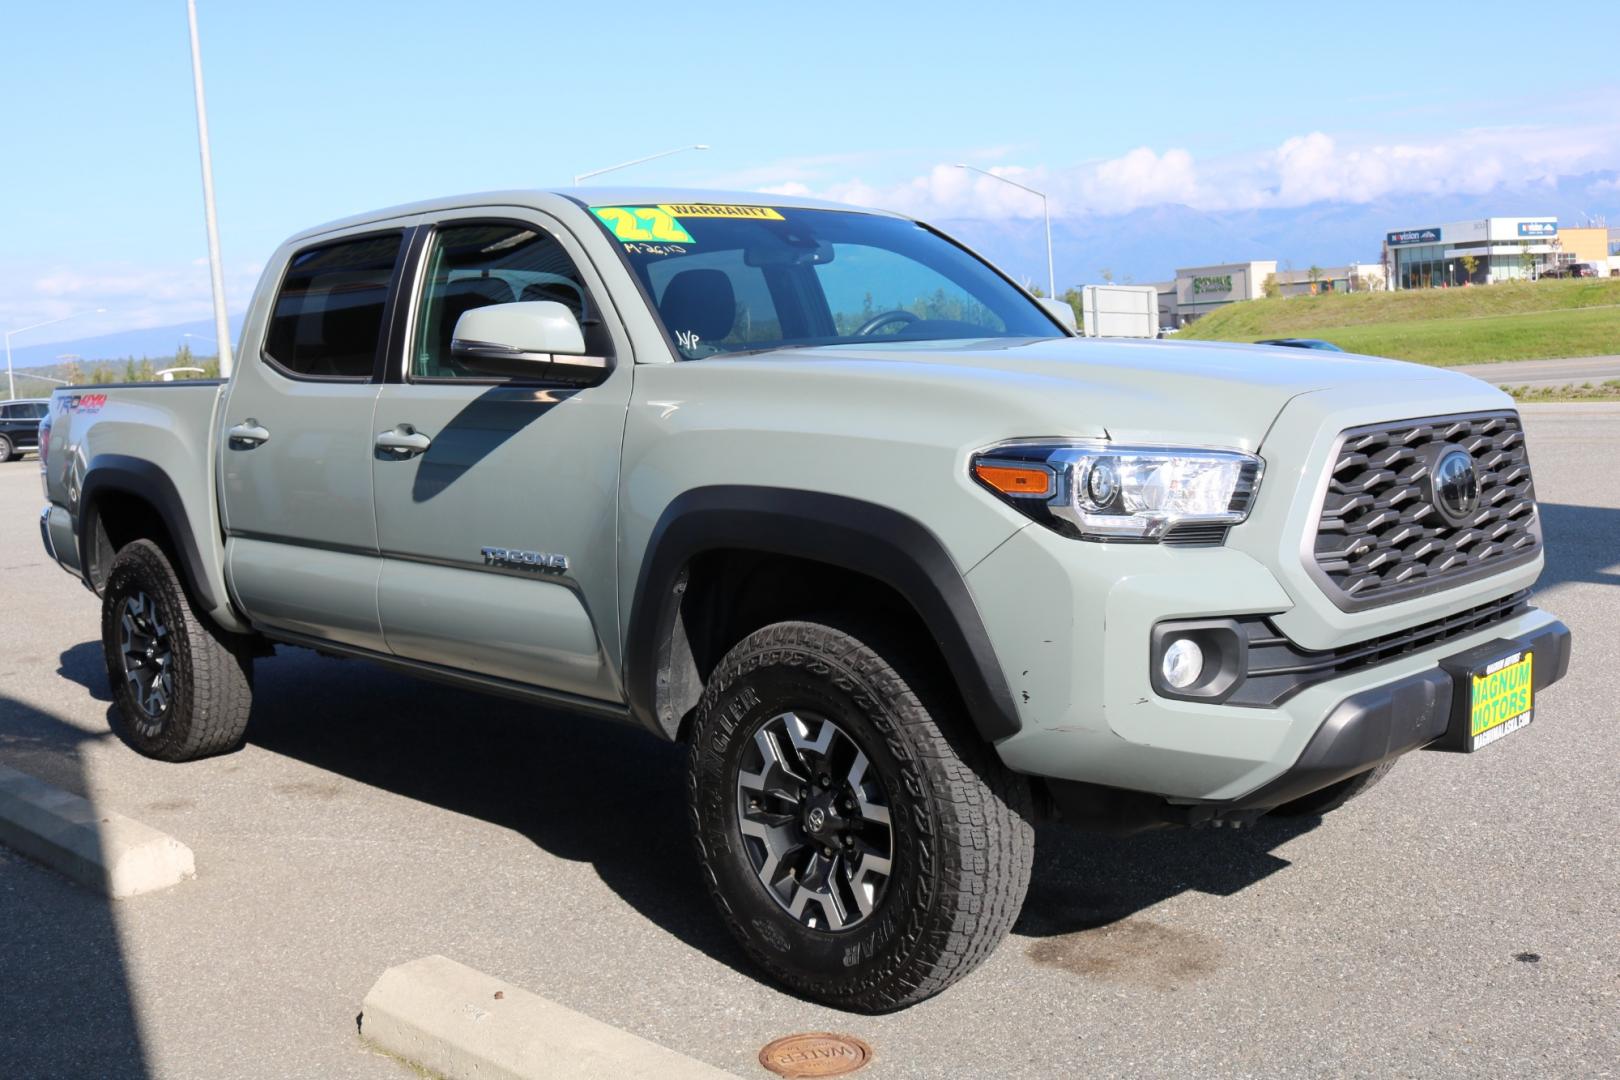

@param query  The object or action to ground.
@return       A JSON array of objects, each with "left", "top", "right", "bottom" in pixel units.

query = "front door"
[
  {"left": 219, "top": 227, "right": 409, "bottom": 651},
  {"left": 369, "top": 211, "right": 631, "bottom": 703}
]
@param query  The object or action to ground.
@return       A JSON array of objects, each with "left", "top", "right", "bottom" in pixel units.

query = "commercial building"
[
  {"left": 1165, "top": 261, "right": 1273, "bottom": 324},
  {"left": 1555, "top": 225, "right": 1613, "bottom": 273},
  {"left": 1154, "top": 261, "right": 1384, "bottom": 327},
  {"left": 1273, "top": 263, "right": 1385, "bottom": 298},
  {"left": 1385, "top": 217, "right": 1558, "bottom": 289}
]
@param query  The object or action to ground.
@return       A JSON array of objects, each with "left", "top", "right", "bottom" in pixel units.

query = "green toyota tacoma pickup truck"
[{"left": 38, "top": 189, "right": 1569, "bottom": 1011}]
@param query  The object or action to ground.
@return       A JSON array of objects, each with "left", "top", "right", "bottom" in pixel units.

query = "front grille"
[
  {"left": 1310, "top": 411, "right": 1539, "bottom": 610},
  {"left": 1228, "top": 590, "right": 1531, "bottom": 707}
]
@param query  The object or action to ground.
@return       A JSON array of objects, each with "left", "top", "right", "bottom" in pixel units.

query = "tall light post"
[
  {"left": 956, "top": 164, "right": 1054, "bottom": 299},
  {"left": 574, "top": 144, "right": 709, "bottom": 186},
  {"left": 6, "top": 309, "right": 106, "bottom": 400},
  {"left": 186, "top": 0, "right": 235, "bottom": 378}
]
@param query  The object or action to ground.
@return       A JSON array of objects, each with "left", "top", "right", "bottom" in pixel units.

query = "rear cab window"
[{"left": 264, "top": 233, "right": 403, "bottom": 380}]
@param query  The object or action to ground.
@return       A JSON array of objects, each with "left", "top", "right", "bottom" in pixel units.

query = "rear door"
[
  {"left": 368, "top": 209, "right": 632, "bottom": 702},
  {"left": 219, "top": 224, "right": 413, "bottom": 650},
  {"left": 1, "top": 403, "right": 42, "bottom": 451}
]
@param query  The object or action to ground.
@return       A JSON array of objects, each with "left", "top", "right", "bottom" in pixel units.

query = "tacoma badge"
[{"left": 480, "top": 547, "right": 569, "bottom": 573}]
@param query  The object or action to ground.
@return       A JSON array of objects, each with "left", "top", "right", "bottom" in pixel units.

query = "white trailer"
[{"left": 1081, "top": 284, "right": 1159, "bottom": 338}]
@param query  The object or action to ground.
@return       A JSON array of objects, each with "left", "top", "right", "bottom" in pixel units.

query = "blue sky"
[{"left": 2, "top": 0, "right": 1617, "bottom": 342}]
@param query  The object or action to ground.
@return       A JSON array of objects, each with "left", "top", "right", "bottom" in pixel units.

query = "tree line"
[{"left": 47, "top": 343, "right": 220, "bottom": 386}]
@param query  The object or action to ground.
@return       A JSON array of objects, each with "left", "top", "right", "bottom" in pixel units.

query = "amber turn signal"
[{"left": 974, "top": 462, "right": 1051, "bottom": 497}]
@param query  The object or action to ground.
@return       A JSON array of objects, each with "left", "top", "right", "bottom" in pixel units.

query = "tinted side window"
[
  {"left": 412, "top": 222, "right": 608, "bottom": 379},
  {"left": 265, "top": 233, "right": 402, "bottom": 379}
]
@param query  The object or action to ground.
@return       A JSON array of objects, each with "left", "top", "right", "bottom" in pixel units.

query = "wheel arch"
[
  {"left": 624, "top": 486, "right": 1020, "bottom": 745},
  {"left": 79, "top": 454, "right": 219, "bottom": 611}
]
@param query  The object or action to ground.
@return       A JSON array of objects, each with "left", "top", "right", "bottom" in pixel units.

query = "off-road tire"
[
  {"left": 0, "top": 435, "right": 14, "bottom": 463},
  {"left": 687, "top": 619, "right": 1034, "bottom": 1012},
  {"left": 1271, "top": 759, "right": 1397, "bottom": 817},
  {"left": 101, "top": 539, "right": 253, "bottom": 761}
]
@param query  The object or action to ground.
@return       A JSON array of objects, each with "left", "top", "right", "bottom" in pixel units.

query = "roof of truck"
[{"left": 289, "top": 187, "right": 902, "bottom": 245}]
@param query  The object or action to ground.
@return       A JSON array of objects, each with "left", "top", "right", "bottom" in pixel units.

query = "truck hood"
[{"left": 742, "top": 336, "right": 1489, "bottom": 449}]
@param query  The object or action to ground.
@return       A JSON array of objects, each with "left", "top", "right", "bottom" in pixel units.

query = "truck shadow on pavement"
[
  {"left": 203, "top": 644, "right": 1321, "bottom": 994},
  {"left": 242, "top": 647, "right": 748, "bottom": 969},
  {"left": 0, "top": 690, "right": 151, "bottom": 1079}
]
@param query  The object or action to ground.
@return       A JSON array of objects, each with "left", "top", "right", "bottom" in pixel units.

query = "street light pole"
[
  {"left": 956, "top": 164, "right": 1054, "bottom": 299},
  {"left": 186, "top": 0, "right": 235, "bottom": 378},
  {"left": 5, "top": 309, "right": 107, "bottom": 400},
  {"left": 574, "top": 144, "right": 710, "bottom": 186}
]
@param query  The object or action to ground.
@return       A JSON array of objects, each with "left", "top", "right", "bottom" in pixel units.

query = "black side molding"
[
  {"left": 624, "top": 486, "right": 1021, "bottom": 744},
  {"left": 79, "top": 454, "right": 218, "bottom": 610}
]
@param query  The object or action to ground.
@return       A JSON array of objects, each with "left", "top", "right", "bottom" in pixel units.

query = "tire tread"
[
  {"left": 102, "top": 539, "right": 252, "bottom": 761},
  {"left": 688, "top": 618, "right": 1033, "bottom": 1011}
]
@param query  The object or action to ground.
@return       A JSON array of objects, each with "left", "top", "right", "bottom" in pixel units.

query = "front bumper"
[
  {"left": 1214, "top": 617, "right": 1569, "bottom": 814},
  {"left": 967, "top": 521, "right": 1565, "bottom": 803}
]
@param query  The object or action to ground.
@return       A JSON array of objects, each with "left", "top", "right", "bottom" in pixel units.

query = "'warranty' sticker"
[
  {"left": 592, "top": 206, "right": 695, "bottom": 244},
  {"left": 657, "top": 203, "right": 785, "bottom": 220}
]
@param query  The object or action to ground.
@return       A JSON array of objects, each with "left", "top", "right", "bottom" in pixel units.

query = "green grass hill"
[{"left": 1173, "top": 278, "right": 1620, "bottom": 365}]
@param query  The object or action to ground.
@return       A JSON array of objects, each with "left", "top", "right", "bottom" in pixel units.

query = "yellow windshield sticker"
[
  {"left": 591, "top": 206, "right": 695, "bottom": 244},
  {"left": 658, "top": 203, "right": 785, "bottom": 220}
]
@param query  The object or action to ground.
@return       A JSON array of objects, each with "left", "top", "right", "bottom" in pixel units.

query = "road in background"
[
  {"left": 1456, "top": 355, "right": 1620, "bottom": 387},
  {"left": 1, "top": 406, "right": 1616, "bottom": 1079}
]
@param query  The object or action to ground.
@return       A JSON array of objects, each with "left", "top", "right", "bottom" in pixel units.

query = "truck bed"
[{"left": 41, "top": 381, "right": 243, "bottom": 630}]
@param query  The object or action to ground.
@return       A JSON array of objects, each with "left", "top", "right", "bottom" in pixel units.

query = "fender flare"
[
  {"left": 624, "top": 485, "right": 1020, "bottom": 743},
  {"left": 78, "top": 454, "right": 219, "bottom": 610}
]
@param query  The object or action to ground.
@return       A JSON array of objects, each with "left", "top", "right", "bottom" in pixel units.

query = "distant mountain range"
[
  {"left": 7, "top": 316, "right": 246, "bottom": 371},
  {"left": 7, "top": 171, "right": 1615, "bottom": 369},
  {"left": 938, "top": 170, "right": 1619, "bottom": 289}
]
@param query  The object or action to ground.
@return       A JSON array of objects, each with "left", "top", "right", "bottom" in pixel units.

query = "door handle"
[
  {"left": 375, "top": 425, "right": 432, "bottom": 457},
  {"left": 227, "top": 420, "right": 270, "bottom": 446}
]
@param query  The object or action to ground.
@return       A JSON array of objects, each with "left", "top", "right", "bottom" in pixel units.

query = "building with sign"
[
  {"left": 1154, "top": 260, "right": 1384, "bottom": 327},
  {"left": 1165, "top": 261, "right": 1275, "bottom": 324},
  {"left": 1385, "top": 217, "right": 1558, "bottom": 289}
]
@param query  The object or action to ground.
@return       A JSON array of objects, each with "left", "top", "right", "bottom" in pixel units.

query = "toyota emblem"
[{"left": 1432, "top": 448, "right": 1480, "bottom": 525}]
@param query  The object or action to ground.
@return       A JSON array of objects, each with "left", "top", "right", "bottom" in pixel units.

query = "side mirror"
[
  {"left": 1037, "top": 297, "right": 1078, "bottom": 333},
  {"left": 450, "top": 301, "right": 607, "bottom": 384}
]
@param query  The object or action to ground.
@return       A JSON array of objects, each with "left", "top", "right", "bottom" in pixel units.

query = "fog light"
[{"left": 1161, "top": 638, "right": 1204, "bottom": 689}]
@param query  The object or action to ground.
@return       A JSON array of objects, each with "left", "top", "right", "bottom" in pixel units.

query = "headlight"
[{"left": 972, "top": 440, "right": 1263, "bottom": 542}]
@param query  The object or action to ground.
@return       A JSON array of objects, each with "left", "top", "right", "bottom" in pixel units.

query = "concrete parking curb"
[
  {"left": 0, "top": 763, "right": 196, "bottom": 898},
  {"left": 360, "top": 955, "right": 739, "bottom": 1080}
]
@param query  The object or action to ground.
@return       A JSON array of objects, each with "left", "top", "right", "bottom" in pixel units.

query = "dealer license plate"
[{"left": 1467, "top": 650, "right": 1533, "bottom": 751}]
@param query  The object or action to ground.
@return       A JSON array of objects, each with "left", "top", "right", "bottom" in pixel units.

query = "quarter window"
[
  {"left": 264, "top": 233, "right": 402, "bottom": 379},
  {"left": 412, "top": 222, "right": 606, "bottom": 380}
]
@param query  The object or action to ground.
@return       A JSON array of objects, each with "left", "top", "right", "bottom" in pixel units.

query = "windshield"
[{"left": 590, "top": 204, "right": 1064, "bottom": 359}]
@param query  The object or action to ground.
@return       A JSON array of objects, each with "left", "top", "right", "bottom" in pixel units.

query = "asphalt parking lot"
[{"left": 1, "top": 403, "right": 1616, "bottom": 1080}]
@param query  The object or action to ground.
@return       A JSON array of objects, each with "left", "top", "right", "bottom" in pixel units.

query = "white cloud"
[
  {"left": 1, "top": 260, "right": 262, "bottom": 345},
  {"left": 717, "top": 123, "right": 1620, "bottom": 219}
]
